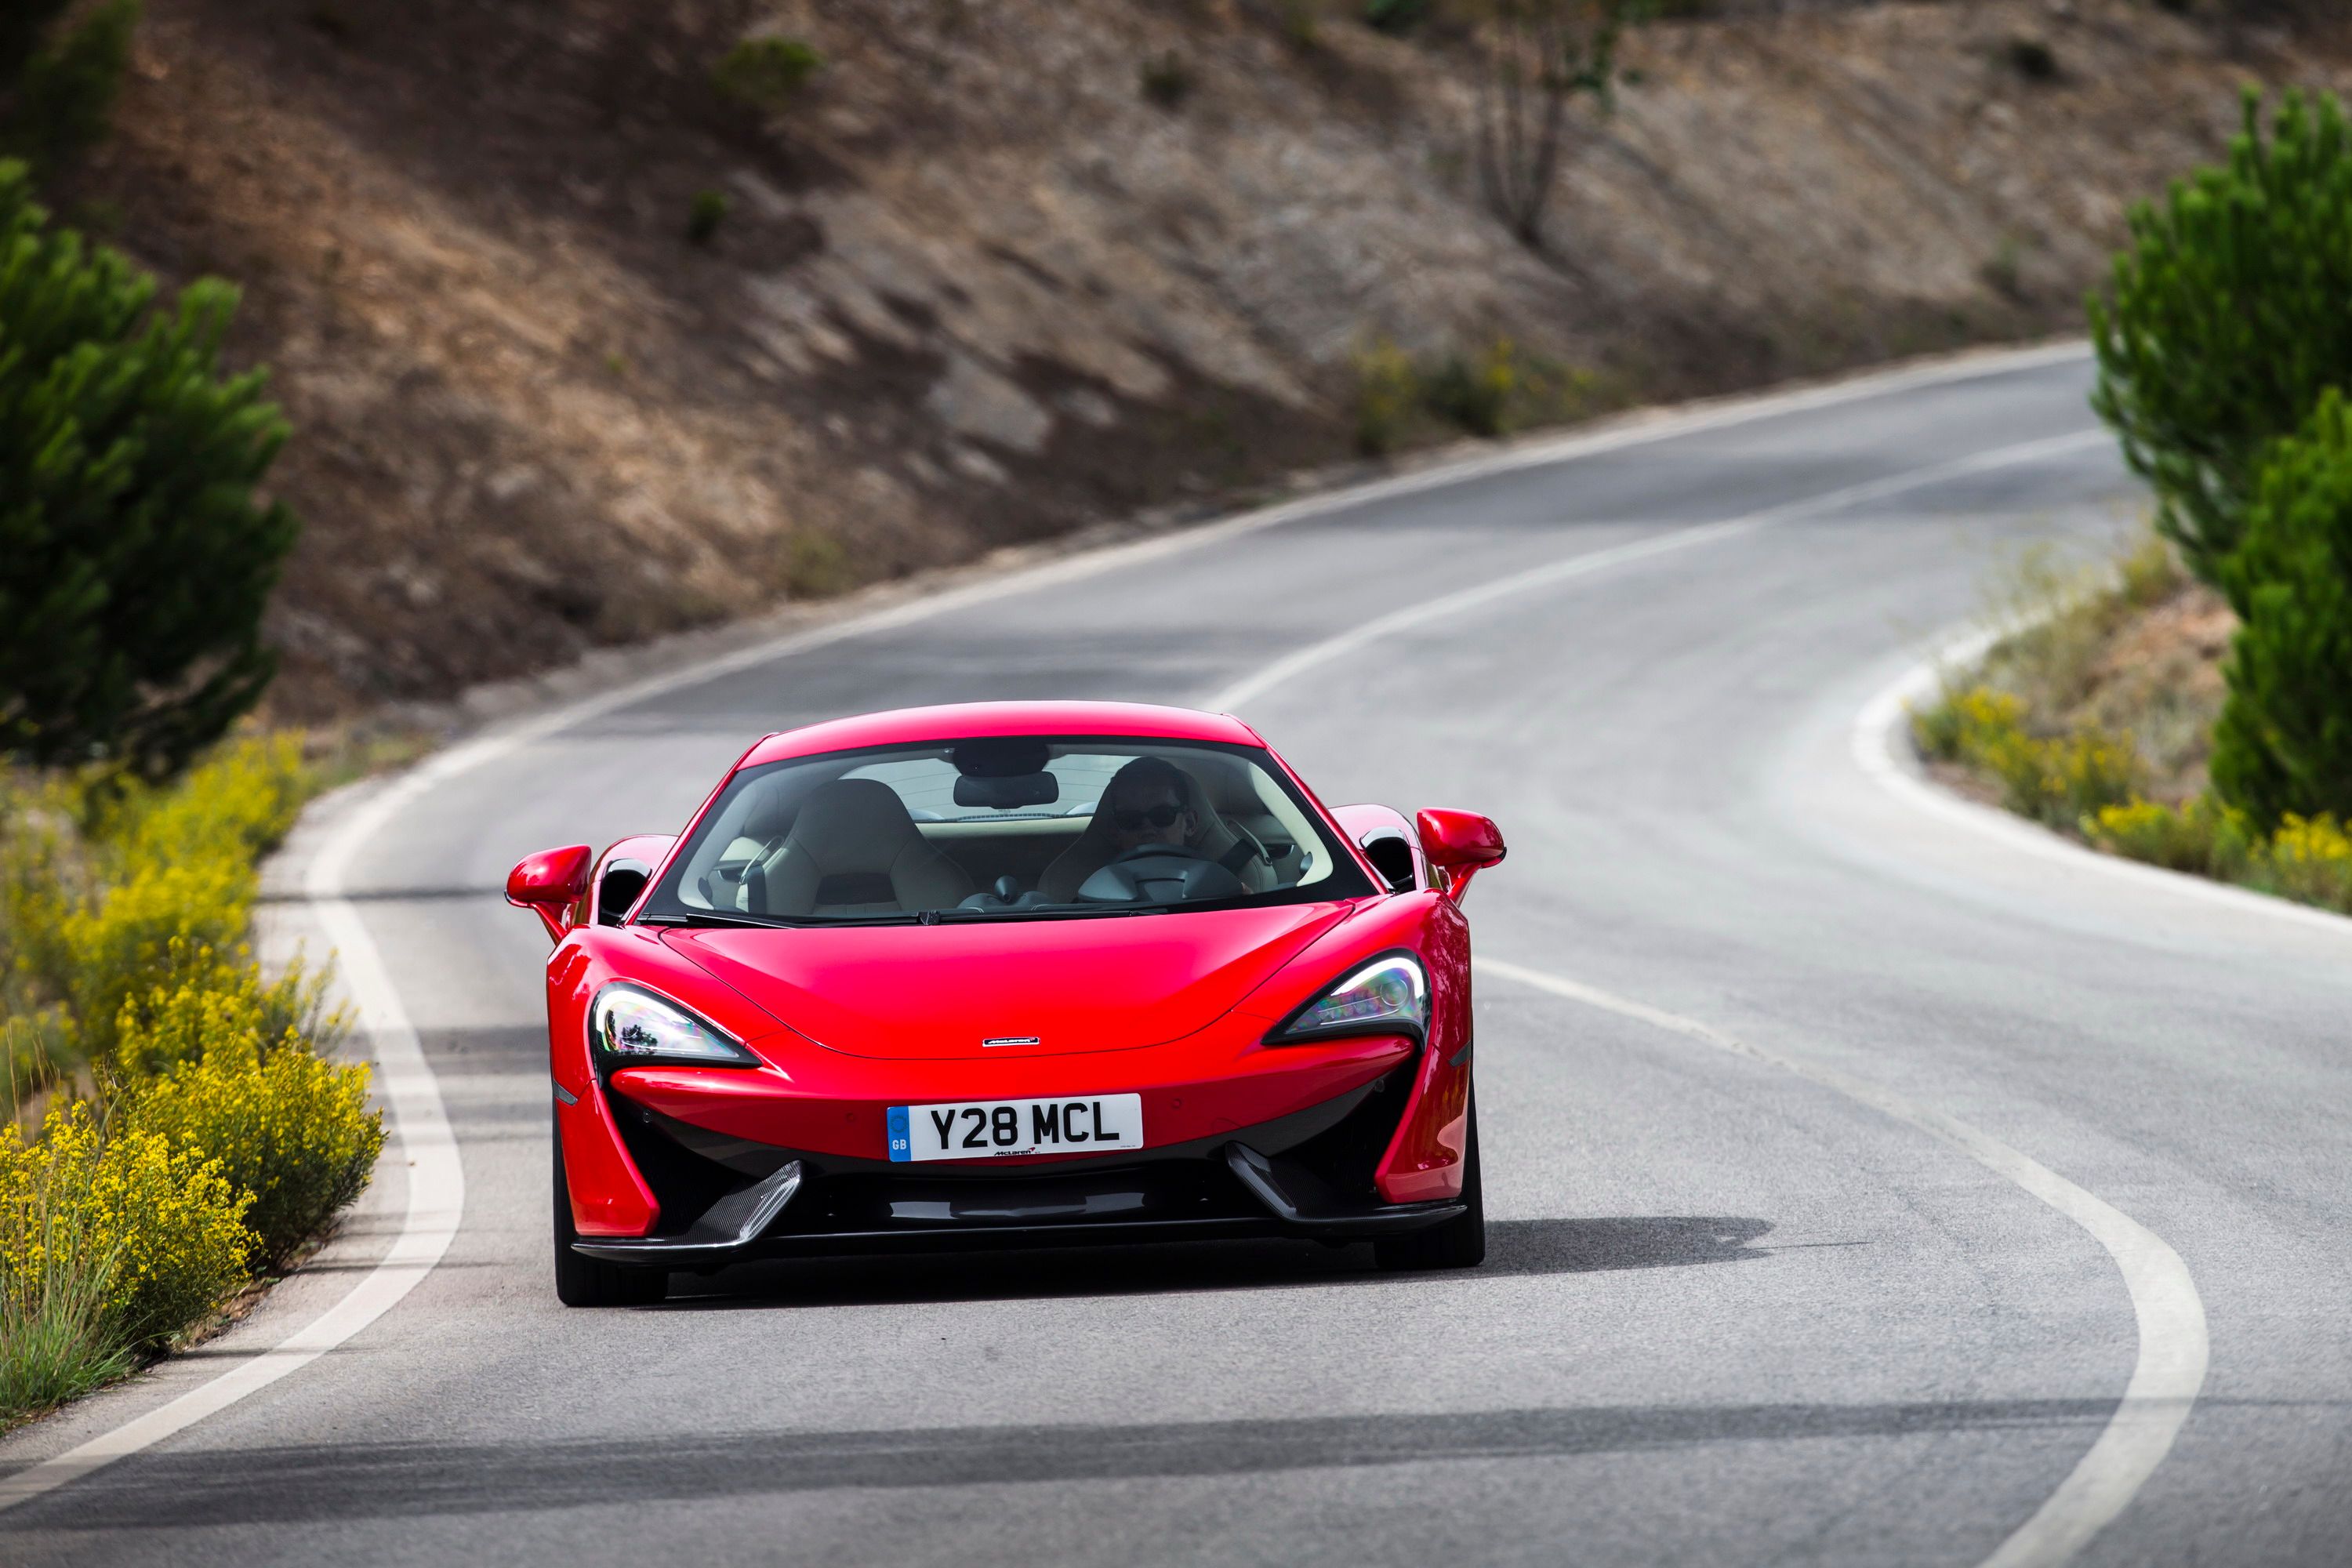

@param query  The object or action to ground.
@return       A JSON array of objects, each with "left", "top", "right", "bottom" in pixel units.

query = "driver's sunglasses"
[{"left": 1110, "top": 802, "right": 1184, "bottom": 831}]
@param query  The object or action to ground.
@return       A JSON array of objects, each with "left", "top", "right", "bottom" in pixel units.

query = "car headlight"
[
  {"left": 590, "top": 984, "right": 757, "bottom": 1068},
  {"left": 1267, "top": 953, "right": 1428, "bottom": 1044}
]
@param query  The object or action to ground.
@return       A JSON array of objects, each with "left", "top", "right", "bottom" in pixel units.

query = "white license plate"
[{"left": 887, "top": 1094, "right": 1143, "bottom": 1163}]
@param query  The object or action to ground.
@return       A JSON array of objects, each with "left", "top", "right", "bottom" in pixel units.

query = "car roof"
[{"left": 737, "top": 702, "right": 1267, "bottom": 768}]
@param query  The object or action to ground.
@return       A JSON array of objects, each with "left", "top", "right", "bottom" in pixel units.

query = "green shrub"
[
  {"left": 2090, "top": 89, "right": 2352, "bottom": 585},
  {"left": 1365, "top": 0, "right": 1431, "bottom": 34},
  {"left": 711, "top": 36, "right": 822, "bottom": 111},
  {"left": 0, "top": 165, "right": 300, "bottom": 782},
  {"left": 130, "top": 1033, "right": 382, "bottom": 1271},
  {"left": 0, "top": 0, "right": 139, "bottom": 170},
  {"left": 686, "top": 187, "right": 728, "bottom": 245},
  {"left": 2088, "top": 794, "right": 2258, "bottom": 878},
  {"left": 1350, "top": 338, "right": 1418, "bottom": 457},
  {"left": 2209, "top": 389, "right": 2352, "bottom": 829},
  {"left": 1422, "top": 339, "right": 1516, "bottom": 438},
  {"left": 1911, "top": 684, "right": 2143, "bottom": 829},
  {"left": 2089, "top": 797, "right": 2351, "bottom": 913}
]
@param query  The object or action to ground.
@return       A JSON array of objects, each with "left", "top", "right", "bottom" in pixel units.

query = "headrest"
[{"left": 786, "top": 779, "right": 924, "bottom": 870}]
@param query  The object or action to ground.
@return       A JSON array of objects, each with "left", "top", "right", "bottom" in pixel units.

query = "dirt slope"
[{"left": 52, "top": 0, "right": 2352, "bottom": 717}]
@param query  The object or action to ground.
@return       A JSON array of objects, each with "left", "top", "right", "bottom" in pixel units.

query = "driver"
[
  {"left": 1102, "top": 757, "right": 1199, "bottom": 855},
  {"left": 1034, "top": 755, "right": 1275, "bottom": 903}
]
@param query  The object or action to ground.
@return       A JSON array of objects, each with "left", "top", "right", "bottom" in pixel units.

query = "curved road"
[{"left": 9, "top": 347, "right": 2352, "bottom": 1566}]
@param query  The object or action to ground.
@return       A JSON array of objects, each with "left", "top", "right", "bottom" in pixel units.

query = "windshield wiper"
[
  {"left": 927, "top": 904, "right": 1180, "bottom": 923},
  {"left": 639, "top": 911, "right": 805, "bottom": 931}
]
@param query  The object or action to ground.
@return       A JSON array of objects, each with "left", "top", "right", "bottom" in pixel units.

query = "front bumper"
[{"left": 568, "top": 1058, "right": 1461, "bottom": 1269}]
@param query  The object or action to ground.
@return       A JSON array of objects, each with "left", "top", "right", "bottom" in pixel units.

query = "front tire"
[
  {"left": 553, "top": 1112, "right": 667, "bottom": 1308},
  {"left": 1374, "top": 1090, "right": 1486, "bottom": 1272}
]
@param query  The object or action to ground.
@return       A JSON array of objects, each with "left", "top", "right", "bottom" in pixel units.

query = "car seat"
[{"left": 750, "top": 779, "right": 974, "bottom": 916}]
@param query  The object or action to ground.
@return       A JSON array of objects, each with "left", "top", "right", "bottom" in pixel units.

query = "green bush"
[
  {"left": 2087, "top": 794, "right": 2258, "bottom": 878},
  {"left": 1423, "top": 339, "right": 1516, "bottom": 438},
  {"left": 2089, "top": 89, "right": 2352, "bottom": 585},
  {"left": 711, "top": 36, "right": 822, "bottom": 111},
  {"left": 1350, "top": 338, "right": 1418, "bottom": 456},
  {"left": 0, "top": 165, "right": 300, "bottom": 782},
  {"left": 1365, "top": 0, "right": 1431, "bottom": 34},
  {"left": 2209, "top": 390, "right": 2352, "bottom": 828},
  {"left": 0, "top": 0, "right": 139, "bottom": 170},
  {"left": 130, "top": 1032, "right": 382, "bottom": 1271},
  {"left": 2089, "top": 796, "right": 2351, "bottom": 913},
  {"left": 1911, "top": 684, "right": 2144, "bottom": 829},
  {"left": 686, "top": 187, "right": 728, "bottom": 245}
]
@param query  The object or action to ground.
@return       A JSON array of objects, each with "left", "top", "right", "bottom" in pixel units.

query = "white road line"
[
  {"left": 1475, "top": 956, "right": 2208, "bottom": 1568},
  {"left": 1854, "top": 630, "right": 2352, "bottom": 941},
  {"left": 0, "top": 337, "right": 2094, "bottom": 1508}
]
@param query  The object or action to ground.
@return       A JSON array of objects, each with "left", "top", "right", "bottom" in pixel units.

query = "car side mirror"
[
  {"left": 590, "top": 834, "right": 679, "bottom": 928},
  {"left": 506, "top": 844, "right": 593, "bottom": 942},
  {"left": 1416, "top": 809, "right": 1505, "bottom": 902}
]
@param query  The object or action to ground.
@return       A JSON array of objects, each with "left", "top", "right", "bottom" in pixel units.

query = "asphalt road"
[{"left": 8, "top": 347, "right": 2352, "bottom": 1566}]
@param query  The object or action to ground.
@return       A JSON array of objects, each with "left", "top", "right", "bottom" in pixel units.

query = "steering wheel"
[
  {"left": 1107, "top": 840, "right": 1211, "bottom": 867},
  {"left": 1079, "top": 840, "right": 1246, "bottom": 905}
]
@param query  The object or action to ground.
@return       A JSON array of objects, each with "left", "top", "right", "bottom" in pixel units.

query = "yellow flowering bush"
[
  {"left": 2085, "top": 799, "right": 2351, "bottom": 914},
  {"left": 2, "top": 735, "right": 382, "bottom": 1425},
  {"left": 85, "top": 735, "right": 310, "bottom": 873},
  {"left": 109, "top": 942, "right": 345, "bottom": 1083},
  {"left": 2264, "top": 812, "right": 2352, "bottom": 913},
  {"left": 1913, "top": 684, "right": 2143, "bottom": 828},
  {"left": 130, "top": 1036, "right": 383, "bottom": 1271},
  {"left": 2088, "top": 796, "right": 2256, "bottom": 877},
  {"left": 0, "top": 1102, "right": 250, "bottom": 1359}
]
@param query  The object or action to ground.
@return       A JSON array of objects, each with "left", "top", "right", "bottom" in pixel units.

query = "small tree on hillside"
[
  {"left": 0, "top": 0, "right": 140, "bottom": 169},
  {"left": 0, "top": 162, "right": 300, "bottom": 782},
  {"left": 2209, "top": 390, "right": 2352, "bottom": 829},
  {"left": 1466, "top": 0, "right": 1649, "bottom": 249},
  {"left": 2089, "top": 89, "right": 2352, "bottom": 586}
]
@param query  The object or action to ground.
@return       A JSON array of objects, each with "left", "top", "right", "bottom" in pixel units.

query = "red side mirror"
[
  {"left": 506, "top": 844, "right": 593, "bottom": 942},
  {"left": 1416, "top": 810, "right": 1505, "bottom": 902}
]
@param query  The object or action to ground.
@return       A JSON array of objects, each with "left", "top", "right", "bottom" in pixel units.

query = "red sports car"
[{"left": 506, "top": 702, "right": 1505, "bottom": 1305}]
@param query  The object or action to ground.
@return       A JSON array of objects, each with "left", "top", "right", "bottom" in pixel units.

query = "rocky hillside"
[{"left": 50, "top": 0, "right": 2352, "bottom": 717}]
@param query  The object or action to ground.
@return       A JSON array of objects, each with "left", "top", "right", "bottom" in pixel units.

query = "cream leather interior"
[
  {"left": 1036, "top": 764, "right": 1275, "bottom": 903},
  {"left": 752, "top": 779, "right": 974, "bottom": 916}
]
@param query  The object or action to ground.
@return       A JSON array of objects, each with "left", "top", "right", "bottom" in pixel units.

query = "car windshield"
[{"left": 640, "top": 736, "right": 1373, "bottom": 925}]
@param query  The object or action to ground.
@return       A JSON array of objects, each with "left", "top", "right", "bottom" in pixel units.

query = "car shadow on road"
[
  {"left": 655, "top": 1215, "right": 1775, "bottom": 1312},
  {"left": 12, "top": 1393, "right": 2123, "bottom": 1531}
]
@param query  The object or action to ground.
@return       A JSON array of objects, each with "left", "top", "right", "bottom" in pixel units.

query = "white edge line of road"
[{"left": 0, "top": 336, "right": 2094, "bottom": 1513}]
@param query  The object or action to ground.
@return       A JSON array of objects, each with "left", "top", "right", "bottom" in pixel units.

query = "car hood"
[{"left": 659, "top": 903, "right": 1354, "bottom": 1060}]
